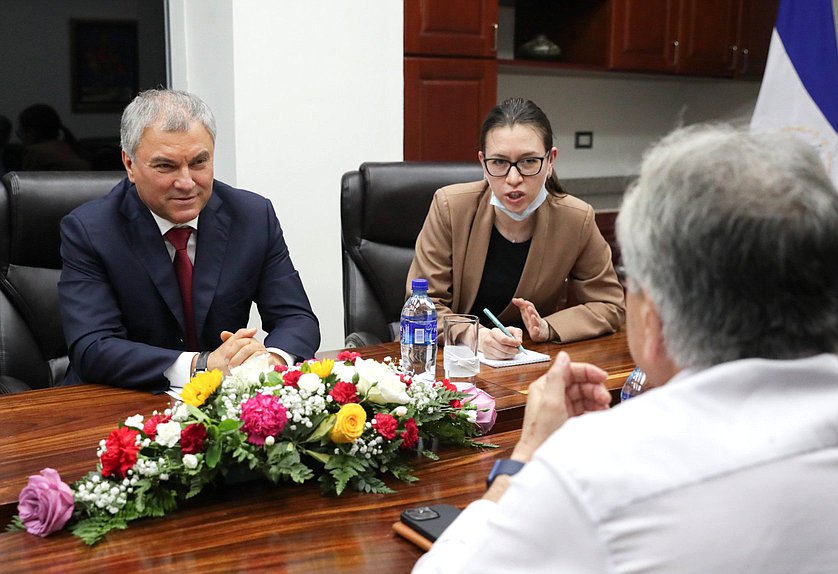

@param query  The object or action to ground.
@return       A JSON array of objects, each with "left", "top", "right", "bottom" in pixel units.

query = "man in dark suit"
[{"left": 58, "top": 89, "right": 320, "bottom": 392}]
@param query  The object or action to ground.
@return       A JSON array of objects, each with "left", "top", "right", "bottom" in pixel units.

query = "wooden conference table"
[{"left": 0, "top": 330, "right": 633, "bottom": 573}]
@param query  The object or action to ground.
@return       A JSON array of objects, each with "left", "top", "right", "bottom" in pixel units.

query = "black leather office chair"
[
  {"left": 340, "top": 162, "right": 484, "bottom": 347},
  {"left": 0, "top": 171, "right": 123, "bottom": 393}
]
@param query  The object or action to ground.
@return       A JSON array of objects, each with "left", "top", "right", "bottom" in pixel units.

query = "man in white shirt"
[{"left": 414, "top": 124, "right": 838, "bottom": 573}]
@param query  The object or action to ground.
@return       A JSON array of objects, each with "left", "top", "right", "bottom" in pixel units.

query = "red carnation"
[
  {"left": 440, "top": 379, "right": 461, "bottom": 408},
  {"left": 400, "top": 418, "right": 419, "bottom": 450},
  {"left": 180, "top": 423, "right": 208, "bottom": 455},
  {"left": 329, "top": 381, "right": 360, "bottom": 405},
  {"left": 336, "top": 350, "right": 361, "bottom": 362},
  {"left": 142, "top": 414, "right": 169, "bottom": 440},
  {"left": 101, "top": 427, "right": 141, "bottom": 479},
  {"left": 283, "top": 370, "right": 303, "bottom": 387},
  {"left": 373, "top": 413, "right": 398, "bottom": 440},
  {"left": 273, "top": 363, "right": 289, "bottom": 373}
]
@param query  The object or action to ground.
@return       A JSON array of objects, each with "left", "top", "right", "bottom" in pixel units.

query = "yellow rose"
[
  {"left": 330, "top": 403, "right": 367, "bottom": 444},
  {"left": 181, "top": 369, "right": 223, "bottom": 407},
  {"left": 308, "top": 359, "right": 334, "bottom": 379}
]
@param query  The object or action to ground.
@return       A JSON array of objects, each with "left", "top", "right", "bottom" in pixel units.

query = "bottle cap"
[{"left": 411, "top": 278, "right": 428, "bottom": 292}]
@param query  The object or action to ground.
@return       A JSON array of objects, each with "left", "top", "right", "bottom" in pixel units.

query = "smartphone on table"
[{"left": 394, "top": 504, "right": 462, "bottom": 550}]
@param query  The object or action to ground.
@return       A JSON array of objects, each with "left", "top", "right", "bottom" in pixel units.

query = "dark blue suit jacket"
[{"left": 59, "top": 178, "right": 320, "bottom": 392}]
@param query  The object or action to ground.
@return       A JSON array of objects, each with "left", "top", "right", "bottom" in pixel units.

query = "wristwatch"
[
  {"left": 192, "top": 351, "right": 211, "bottom": 376},
  {"left": 486, "top": 459, "right": 526, "bottom": 488}
]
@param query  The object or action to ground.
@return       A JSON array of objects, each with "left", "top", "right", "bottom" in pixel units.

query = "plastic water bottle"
[
  {"left": 400, "top": 278, "right": 438, "bottom": 379},
  {"left": 620, "top": 367, "right": 649, "bottom": 401}
]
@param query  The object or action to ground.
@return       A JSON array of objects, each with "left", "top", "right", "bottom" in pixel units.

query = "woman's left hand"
[{"left": 512, "top": 297, "right": 551, "bottom": 342}]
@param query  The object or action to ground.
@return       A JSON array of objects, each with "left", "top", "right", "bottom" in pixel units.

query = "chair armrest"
[
  {"left": 344, "top": 331, "right": 384, "bottom": 348},
  {"left": 0, "top": 375, "right": 35, "bottom": 394}
]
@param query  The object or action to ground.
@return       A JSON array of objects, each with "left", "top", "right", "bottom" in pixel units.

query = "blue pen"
[{"left": 482, "top": 308, "right": 525, "bottom": 353}]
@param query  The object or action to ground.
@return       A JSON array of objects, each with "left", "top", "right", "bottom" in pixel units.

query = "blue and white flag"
[{"left": 751, "top": 0, "right": 838, "bottom": 184}]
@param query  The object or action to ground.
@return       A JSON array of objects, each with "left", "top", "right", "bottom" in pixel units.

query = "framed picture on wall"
[{"left": 71, "top": 20, "right": 139, "bottom": 113}]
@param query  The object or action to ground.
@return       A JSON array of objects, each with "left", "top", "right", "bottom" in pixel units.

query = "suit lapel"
[
  {"left": 459, "top": 184, "right": 494, "bottom": 314},
  {"left": 192, "top": 189, "right": 230, "bottom": 343},
  {"left": 119, "top": 185, "right": 184, "bottom": 330}
]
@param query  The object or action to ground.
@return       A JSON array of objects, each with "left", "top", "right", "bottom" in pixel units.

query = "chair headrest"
[
  {"left": 342, "top": 162, "right": 484, "bottom": 248},
  {"left": 0, "top": 171, "right": 124, "bottom": 269}
]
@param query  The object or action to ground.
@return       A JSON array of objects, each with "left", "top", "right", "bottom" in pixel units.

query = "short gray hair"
[
  {"left": 120, "top": 89, "right": 217, "bottom": 160},
  {"left": 617, "top": 124, "right": 838, "bottom": 368}
]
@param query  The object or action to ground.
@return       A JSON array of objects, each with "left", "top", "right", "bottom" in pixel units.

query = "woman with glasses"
[{"left": 407, "top": 98, "right": 625, "bottom": 359}]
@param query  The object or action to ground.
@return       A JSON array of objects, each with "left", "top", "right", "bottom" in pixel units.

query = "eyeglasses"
[{"left": 483, "top": 152, "right": 549, "bottom": 177}]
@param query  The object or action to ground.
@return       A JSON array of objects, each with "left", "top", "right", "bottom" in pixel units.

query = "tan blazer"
[{"left": 407, "top": 180, "right": 625, "bottom": 343}]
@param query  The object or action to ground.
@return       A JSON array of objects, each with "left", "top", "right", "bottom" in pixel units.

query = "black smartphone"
[{"left": 400, "top": 504, "right": 462, "bottom": 542}]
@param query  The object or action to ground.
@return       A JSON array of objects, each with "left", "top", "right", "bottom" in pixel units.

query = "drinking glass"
[{"left": 443, "top": 314, "right": 480, "bottom": 382}]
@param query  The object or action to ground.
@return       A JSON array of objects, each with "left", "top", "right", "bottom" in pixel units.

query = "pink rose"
[
  {"left": 240, "top": 394, "right": 289, "bottom": 446},
  {"left": 17, "top": 468, "right": 74, "bottom": 537},
  {"left": 461, "top": 384, "right": 497, "bottom": 435}
]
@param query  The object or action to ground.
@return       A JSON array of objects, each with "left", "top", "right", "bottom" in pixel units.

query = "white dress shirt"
[
  {"left": 414, "top": 354, "right": 838, "bottom": 573},
  {"left": 149, "top": 212, "right": 295, "bottom": 392}
]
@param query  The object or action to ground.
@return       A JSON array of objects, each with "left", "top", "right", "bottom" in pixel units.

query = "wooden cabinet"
[
  {"left": 512, "top": 0, "right": 777, "bottom": 78},
  {"left": 404, "top": 0, "right": 498, "bottom": 161},
  {"left": 609, "top": 0, "right": 681, "bottom": 72},
  {"left": 405, "top": 0, "right": 498, "bottom": 57},
  {"left": 404, "top": 58, "right": 497, "bottom": 162},
  {"left": 733, "top": 0, "right": 778, "bottom": 78}
]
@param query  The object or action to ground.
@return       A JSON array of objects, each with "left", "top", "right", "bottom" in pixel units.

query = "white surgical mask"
[{"left": 489, "top": 184, "right": 548, "bottom": 222}]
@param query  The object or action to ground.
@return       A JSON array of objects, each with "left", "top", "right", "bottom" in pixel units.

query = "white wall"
[
  {"left": 168, "top": 0, "right": 404, "bottom": 352},
  {"left": 498, "top": 70, "right": 761, "bottom": 179}
]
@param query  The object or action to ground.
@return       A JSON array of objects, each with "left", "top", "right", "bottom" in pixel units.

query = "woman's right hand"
[{"left": 478, "top": 325, "right": 524, "bottom": 360}]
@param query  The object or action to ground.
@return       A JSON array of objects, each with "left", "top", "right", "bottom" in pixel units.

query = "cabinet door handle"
[
  {"left": 740, "top": 48, "right": 750, "bottom": 74},
  {"left": 728, "top": 45, "right": 738, "bottom": 71},
  {"left": 672, "top": 40, "right": 680, "bottom": 67},
  {"left": 492, "top": 23, "right": 498, "bottom": 53}
]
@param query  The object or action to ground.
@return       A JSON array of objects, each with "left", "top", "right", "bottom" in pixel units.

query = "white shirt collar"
[{"left": 149, "top": 209, "right": 199, "bottom": 236}]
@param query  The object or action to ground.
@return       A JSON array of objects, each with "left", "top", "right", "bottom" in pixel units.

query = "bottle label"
[{"left": 401, "top": 318, "right": 437, "bottom": 345}]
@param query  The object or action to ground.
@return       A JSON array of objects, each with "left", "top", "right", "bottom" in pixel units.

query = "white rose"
[
  {"left": 298, "top": 373, "right": 324, "bottom": 394},
  {"left": 182, "top": 454, "right": 198, "bottom": 469},
  {"left": 355, "top": 358, "right": 410, "bottom": 405},
  {"left": 230, "top": 353, "right": 274, "bottom": 381},
  {"left": 332, "top": 361, "right": 357, "bottom": 384},
  {"left": 394, "top": 406, "right": 408, "bottom": 417},
  {"left": 155, "top": 421, "right": 182, "bottom": 448},
  {"left": 124, "top": 414, "right": 144, "bottom": 429}
]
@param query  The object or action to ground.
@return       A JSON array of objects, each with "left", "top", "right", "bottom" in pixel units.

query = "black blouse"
[{"left": 468, "top": 226, "right": 531, "bottom": 328}]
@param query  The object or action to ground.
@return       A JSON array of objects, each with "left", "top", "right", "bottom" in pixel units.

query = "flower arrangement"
[{"left": 7, "top": 352, "right": 496, "bottom": 545}]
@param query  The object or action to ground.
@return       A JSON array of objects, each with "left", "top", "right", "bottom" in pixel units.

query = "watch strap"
[
  {"left": 486, "top": 459, "right": 526, "bottom": 488},
  {"left": 193, "top": 351, "right": 211, "bottom": 376}
]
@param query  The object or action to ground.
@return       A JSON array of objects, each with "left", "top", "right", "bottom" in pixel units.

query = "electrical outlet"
[{"left": 574, "top": 131, "right": 593, "bottom": 149}]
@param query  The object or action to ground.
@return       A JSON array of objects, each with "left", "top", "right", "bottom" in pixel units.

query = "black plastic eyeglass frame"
[{"left": 482, "top": 152, "right": 549, "bottom": 177}]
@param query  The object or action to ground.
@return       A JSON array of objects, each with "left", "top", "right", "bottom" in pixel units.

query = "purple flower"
[
  {"left": 461, "top": 385, "right": 497, "bottom": 435},
  {"left": 240, "top": 394, "right": 289, "bottom": 446},
  {"left": 17, "top": 468, "right": 74, "bottom": 537}
]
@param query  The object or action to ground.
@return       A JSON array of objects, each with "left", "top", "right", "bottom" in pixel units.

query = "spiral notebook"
[{"left": 478, "top": 349, "right": 551, "bottom": 368}]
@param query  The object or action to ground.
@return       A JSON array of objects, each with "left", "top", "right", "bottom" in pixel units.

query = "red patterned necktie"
[{"left": 164, "top": 227, "right": 197, "bottom": 351}]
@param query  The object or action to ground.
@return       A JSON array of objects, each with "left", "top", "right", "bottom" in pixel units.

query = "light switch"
[{"left": 574, "top": 131, "right": 593, "bottom": 149}]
